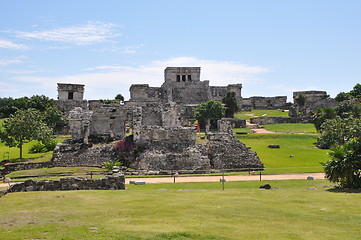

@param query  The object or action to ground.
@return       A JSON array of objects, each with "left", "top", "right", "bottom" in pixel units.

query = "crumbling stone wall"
[
  {"left": 290, "top": 91, "right": 338, "bottom": 117},
  {"left": 135, "top": 126, "right": 196, "bottom": 150},
  {"left": 206, "top": 133, "right": 263, "bottom": 169},
  {"left": 242, "top": 96, "right": 289, "bottom": 110},
  {"left": 56, "top": 100, "right": 88, "bottom": 113},
  {"left": 52, "top": 142, "right": 117, "bottom": 167},
  {"left": 88, "top": 102, "right": 134, "bottom": 141},
  {"left": 5, "top": 175, "right": 125, "bottom": 193},
  {"left": 67, "top": 107, "right": 92, "bottom": 143},
  {"left": 128, "top": 84, "right": 164, "bottom": 104}
]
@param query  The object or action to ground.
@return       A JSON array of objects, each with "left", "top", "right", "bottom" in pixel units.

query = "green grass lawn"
[
  {"left": 0, "top": 179, "right": 360, "bottom": 240},
  {"left": 237, "top": 134, "right": 329, "bottom": 174},
  {"left": 235, "top": 109, "right": 289, "bottom": 120},
  {"left": 262, "top": 123, "right": 318, "bottom": 133},
  {"left": 0, "top": 135, "right": 69, "bottom": 162}
]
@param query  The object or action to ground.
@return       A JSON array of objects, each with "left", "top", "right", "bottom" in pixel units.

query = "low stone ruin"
[{"left": 4, "top": 175, "right": 125, "bottom": 193}]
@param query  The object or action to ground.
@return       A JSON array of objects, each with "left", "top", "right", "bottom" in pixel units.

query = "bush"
[{"left": 28, "top": 140, "right": 57, "bottom": 153}]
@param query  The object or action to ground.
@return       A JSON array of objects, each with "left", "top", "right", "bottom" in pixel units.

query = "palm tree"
[{"left": 324, "top": 138, "right": 361, "bottom": 188}]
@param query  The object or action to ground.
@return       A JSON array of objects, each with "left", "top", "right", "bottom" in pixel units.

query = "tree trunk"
[{"left": 19, "top": 144, "right": 23, "bottom": 160}]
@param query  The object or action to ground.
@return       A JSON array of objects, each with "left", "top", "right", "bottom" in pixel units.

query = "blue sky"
[{"left": 1, "top": 0, "right": 360, "bottom": 102}]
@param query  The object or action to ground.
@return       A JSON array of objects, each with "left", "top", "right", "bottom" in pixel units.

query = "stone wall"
[
  {"left": 242, "top": 96, "right": 289, "bottom": 110},
  {"left": 290, "top": 91, "right": 338, "bottom": 117},
  {"left": 55, "top": 100, "right": 88, "bottom": 113},
  {"left": 135, "top": 126, "right": 196, "bottom": 150},
  {"left": 206, "top": 134, "right": 263, "bottom": 170},
  {"left": 250, "top": 116, "right": 311, "bottom": 125},
  {"left": 211, "top": 84, "right": 243, "bottom": 106},
  {"left": 2, "top": 161, "right": 55, "bottom": 175},
  {"left": 128, "top": 84, "right": 163, "bottom": 104},
  {"left": 5, "top": 175, "right": 125, "bottom": 193},
  {"left": 89, "top": 103, "right": 134, "bottom": 140},
  {"left": 52, "top": 142, "right": 117, "bottom": 167}
]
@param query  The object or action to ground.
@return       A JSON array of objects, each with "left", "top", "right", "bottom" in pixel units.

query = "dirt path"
[
  {"left": 246, "top": 120, "right": 276, "bottom": 134},
  {"left": 0, "top": 173, "right": 325, "bottom": 188},
  {"left": 126, "top": 173, "right": 325, "bottom": 184}
]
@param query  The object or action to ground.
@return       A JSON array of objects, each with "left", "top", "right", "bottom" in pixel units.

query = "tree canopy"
[
  {"left": 222, "top": 91, "right": 239, "bottom": 118},
  {"left": 194, "top": 100, "right": 225, "bottom": 132},
  {"left": 0, "top": 109, "right": 52, "bottom": 159}
]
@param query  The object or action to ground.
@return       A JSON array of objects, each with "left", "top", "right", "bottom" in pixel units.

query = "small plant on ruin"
[{"left": 103, "top": 161, "right": 123, "bottom": 171}]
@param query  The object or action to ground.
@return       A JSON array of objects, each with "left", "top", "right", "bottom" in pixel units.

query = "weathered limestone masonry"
[
  {"left": 289, "top": 91, "right": 337, "bottom": 117},
  {"left": 242, "top": 96, "right": 289, "bottom": 110},
  {"left": 4, "top": 175, "right": 125, "bottom": 193},
  {"left": 131, "top": 121, "right": 264, "bottom": 172},
  {"left": 52, "top": 142, "right": 117, "bottom": 167}
]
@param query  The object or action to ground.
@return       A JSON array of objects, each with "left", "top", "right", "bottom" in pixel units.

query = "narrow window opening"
[
  {"left": 182, "top": 75, "right": 186, "bottom": 82},
  {"left": 188, "top": 75, "right": 192, "bottom": 81},
  {"left": 68, "top": 92, "right": 74, "bottom": 100},
  {"left": 176, "top": 75, "right": 181, "bottom": 82}
]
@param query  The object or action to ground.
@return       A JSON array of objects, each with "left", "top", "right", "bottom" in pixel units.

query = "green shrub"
[
  {"left": 103, "top": 161, "right": 122, "bottom": 171},
  {"left": 28, "top": 140, "right": 57, "bottom": 153}
]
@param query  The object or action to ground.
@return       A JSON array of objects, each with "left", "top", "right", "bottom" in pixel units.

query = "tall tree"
[
  {"left": 0, "top": 109, "right": 52, "bottom": 159},
  {"left": 222, "top": 91, "right": 240, "bottom": 118},
  {"left": 194, "top": 100, "right": 225, "bottom": 133}
]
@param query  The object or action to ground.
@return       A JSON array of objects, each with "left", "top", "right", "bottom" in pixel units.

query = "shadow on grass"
[{"left": 326, "top": 188, "right": 361, "bottom": 194}]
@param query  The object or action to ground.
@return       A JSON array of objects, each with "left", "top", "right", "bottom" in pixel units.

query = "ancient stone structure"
[
  {"left": 5, "top": 175, "right": 125, "bottom": 193},
  {"left": 289, "top": 91, "right": 337, "bottom": 117},
  {"left": 242, "top": 96, "right": 289, "bottom": 110},
  {"left": 50, "top": 67, "right": 336, "bottom": 174}
]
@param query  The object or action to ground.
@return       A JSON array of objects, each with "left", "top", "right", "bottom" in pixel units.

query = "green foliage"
[
  {"left": 335, "top": 99, "right": 361, "bottom": 118},
  {"left": 317, "top": 116, "right": 361, "bottom": 149},
  {"left": 28, "top": 139, "right": 57, "bottom": 153},
  {"left": 0, "top": 109, "right": 52, "bottom": 159},
  {"left": 194, "top": 100, "right": 225, "bottom": 122},
  {"left": 103, "top": 160, "right": 122, "bottom": 170},
  {"left": 324, "top": 138, "right": 361, "bottom": 188},
  {"left": 42, "top": 105, "right": 65, "bottom": 130},
  {"left": 222, "top": 91, "right": 239, "bottom": 118},
  {"left": 295, "top": 94, "right": 306, "bottom": 106},
  {"left": 312, "top": 107, "right": 337, "bottom": 131},
  {"left": 100, "top": 99, "right": 119, "bottom": 104},
  {"left": 0, "top": 95, "right": 55, "bottom": 118},
  {"left": 335, "top": 92, "right": 353, "bottom": 102},
  {"left": 115, "top": 93, "right": 125, "bottom": 103},
  {"left": 349, "top": 83, "right": 361, "bottom": 99}
]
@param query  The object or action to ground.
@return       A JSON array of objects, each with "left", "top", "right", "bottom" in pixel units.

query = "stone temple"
[{"left": 54, "top": 67, "right": 266, "bottom": 173}]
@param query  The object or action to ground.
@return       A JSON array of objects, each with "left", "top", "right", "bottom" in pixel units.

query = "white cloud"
[
  {"left": 14, "top": 22, "right": 120, "bottom": 45},
  {"left": 0, "top": 39, "right": 28, "bottom": 49},
  {"left": 12, "top": 57, "right": 270, "bottom": 100},
  {"left": 0, "top": 56, "right": 25, "bottom": 66}
]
